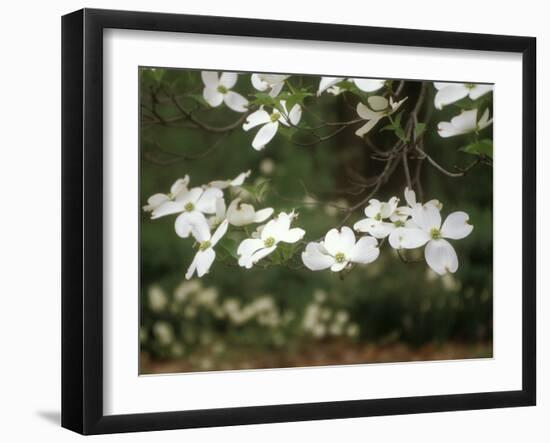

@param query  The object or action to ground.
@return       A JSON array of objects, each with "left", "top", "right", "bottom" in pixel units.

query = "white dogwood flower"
[
  {"left": 209, "top": 170, "right": 251, "bottom": 189},
  {"left": 237, "top": 211, "right": 305, "bottom": 268},
  {"left": 327, "top": 85, "right": 344, "bottom": 96},
  {"left": 173, "top": 187, "right": 223, "bottom": 241},
  {"left": 353, "top": 197, "right": 400, "bottom": 239},
  {"left": 317, "top": 77, "right": 386, "bottom": 96},
  {"left": 406, "top": 187, "right": 443, "bottom": 215},
  {"left": 251, "top": 74, "right": 289, "bottom": 97},
  {"left": 225, "top": 198, "right": 273, "bottom": 227},
  {"left": 143, "top": 175, "right": 190, "bottom": 214},
  {"left": 243, "top": 101, "right": 302, "bottom": 150},
  {"left": 433, "top": 82, "right": 493, "bottom": 109},
  {"left": 387, "top": 188, "right": 442, "bottom": 248},
  {"left": 437, "top": 108, "right": 492, "bottom": 138},
  {"left": 185, "top": 220, "right": 229, "bottom": 279},
  {"left": 355, "top": 95, "right": 407, "bottom": 137},
  {"left": 201, "top": 71, "right": 248, "bottom": 112},
  {"left": 302, "top": 227, "right": 379, "bottom": 272},
  {"left": 389, "top": 204, "right": 473, "bottom": 275}
]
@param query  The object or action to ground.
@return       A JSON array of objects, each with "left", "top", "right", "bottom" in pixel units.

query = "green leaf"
[
  {"left": 460, "top": 139, "right": 493, "bottom": 158},
  {"left": 394, "top": 111, "right": 403, "bottom": 127},
  {"left": 217, "top": 237, "right": 238, "bottom": 259},
  {"left": 414, "top": 122, "right": 427, "bottom": 141},
  {"left": 186, "top": 93, "right": 209, "bottom": 108},
  {"left": 278, "top": 90, "right": 313, "bottom": 112},
  {"left": 395, "top": 127, "right": 409, "bottom": 143},
  {"left": 250, "top": 92, "right": 278, "bottom": 107}
]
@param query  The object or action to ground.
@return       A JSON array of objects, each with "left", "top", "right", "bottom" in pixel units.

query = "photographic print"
[{"left": 139, "top": 69, "right": 493, "bottom": 375}]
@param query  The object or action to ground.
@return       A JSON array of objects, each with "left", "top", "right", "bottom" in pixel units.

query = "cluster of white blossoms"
[
  {"left": 201, "top": 71, "right": 405, "bottom": 149},
  {"left": 434, "top": 82, "right": 493, "bottom": 138},
  {"left": 144, "top": 171, "right": 278, "bottom": 279},
  {"left": 145, "top": 74, "right": 482, "bottom": 280},
  {"left": 145, "top": 174, "right": 473, "bottom": 278},
  {"left": 302, "top": 187, "right": 472, "bottom": 276}
]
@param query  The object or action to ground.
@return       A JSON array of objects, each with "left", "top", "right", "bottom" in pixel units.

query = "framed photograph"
[{"left": 62, "top": 8, "right": 536, "bottom": 435}]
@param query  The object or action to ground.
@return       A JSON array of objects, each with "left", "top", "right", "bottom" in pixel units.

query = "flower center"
[
  {"left": 199, "top": 240, "right": 211, "bottom": 251},
  {"left": 217, "top": 85, "right": 228, "bottom": 94},
  {"left": 264, "top": 236, "right": 275, "bottom": 248},
  {"left": 334, "top": 252, "right": 346, "bottom": 263},
  {"left": 270, "top": 112, "right": 280, "bottom": 122},
  {"left": 184, "top": 202, "right": 195, "bottom": 212},
  {"left": 430, "top": 228, "right": 442, "bottom": 240},
  {"left": 394, "top": 220, "right": 405, "bottom": 227},
  {"left": 374, "top": 213, "right": 382, "bottom": 221}
]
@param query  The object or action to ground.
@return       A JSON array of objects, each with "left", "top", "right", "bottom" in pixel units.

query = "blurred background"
[{"left": 139, "top": 68, "right": 492, "bottom": 374}]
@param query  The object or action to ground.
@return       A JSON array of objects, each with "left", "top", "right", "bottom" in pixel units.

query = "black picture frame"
[{"left": 62, "top": 8, "right": 537, "bottom": 435}]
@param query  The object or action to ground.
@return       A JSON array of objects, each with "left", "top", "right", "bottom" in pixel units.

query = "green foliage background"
[{"left": 139, "top": 68, "right": 492, "bottom": 373}]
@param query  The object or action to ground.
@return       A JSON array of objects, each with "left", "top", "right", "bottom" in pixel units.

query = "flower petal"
[
  {"left": 170, "top": 176, "right": 190, "bottom": 196},
  {"left": 175, "top": 211, "right": 210, "bottom": 241},
  {"left": 353, "top": 218, "right": 377, "bottom": 233},
  {"left": 437, "top": 122, "right": 461, "bottom": 138},
  {"left": 252, "top": 121, "right": 279, "bottom": 150},
  {"left": 203, "top": 87, "right": 223, "bottom": 107},
  {"left": 450, "top": 109, "right": 478, "bottom": 133},
  {"left": 230, "top": 170, "right": 251, "bottom": 186},
  {"left": 323, "top": 227, "right": 355, "bottom": 255},
  {"left": 251, "top": 73, "right": 268, "bottom": 91},
  {"left": 219, "top": 72, "right": 237, "bottom": 89},
  {"left": 302, "top": 242, "right": 335, "bottom": 271},
  {"left": 280, "top": 227, "right": 305, "bottom": 244},
  {"left": 224, "top": 91, "right": 248, "bottom": 112},
  {"left": 356, "top": 102, "right": 381, "bottom": 120},
  {"left": 404, "top": 187, "right": 416, "bottom": 207},
  {"left": 237, "top": 238, "right": 264, "bottom": 258},
  {"left": 287, "top": 104, "right": 302, "bottom": 126},
  {"left": 424, "top": 239, "right": 458, "bottom": 275},
  {"left": 227, "top": 200, "right": 256, "bottom": 226},
  {"left": 355, "top": 118, "right": 380, "bottom": 137},
  {"left": 195, "top": 187, "right": 223, "bottom": 214},
  {"left": 441, "top": 211, "right": 473, "bottom": 240},
  {"left": 330, "top": 261, "right": 348, "bottom": 272},
  {"left": 368, "top": 221, "right": 395, "bottom": 239},
  {"left": 174, "top": 187, "right": 203, "bottom": 204},
  {"left": 388, "top": 227, "right": 430, "bottom": 249},
  {"left": 317, "top": 77, "right": 341, "bottom": 95},
  {"left": 151, "top": 201, "right": 185, "bottom": 219},
  {"left": 210, "top": 219, "right": 229, "bottom": 246},
  {"left": 261, "top": 214, "right": 290, "bottom": 241},
  {"left": 250, "top": 245, "right": 277, "bottom": 265},
  {"left": 215, "top": 197, "right": 226, "bottom": 220},
  {"left": 353, "top": 78, "right": 385, "bottom": 92},
  {"left": 468, "top": 84, "right": 493, "bottom": 100},
  {"left": 143, "top": 193, "right": 169, "bottom": 212},
  {"left": 364, "top": 200, "right": 381, "bottom": 218},
  {"left": 368, "top": 95, "right": 389, "bottom": 112},
  {"left": 350, "top": 236, "right": 379, "bottom": 264},
  {"left": 269, "top": 81, "right": 284, "bottom": 97},
  {"left": 201, "top": 71, "right": 219, "bottom": 88},
  {"left": 196, "top": 248, "right": 216, "bottom": 277},
  {"left": 253, "top": 207, "right": 274, "bottom": 223},
  {"left": 434, "top": 84, "right": 468, "bottom": 109},
  {"left": 477, "top": 108, "right": 493, "bottom": 130},
  {"left": 185, "top": 252, "right": 199, "bottom": 280},
  {"left": 412, "top": 203, "right": 441, "bottom": 231},
  {"left": 243, "top": 109, "right": 271, "bottom": 131}
]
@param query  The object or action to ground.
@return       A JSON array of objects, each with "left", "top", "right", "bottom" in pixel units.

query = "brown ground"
[{"left": 141, "top": 341, "right": 492, "bottom": 375}]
